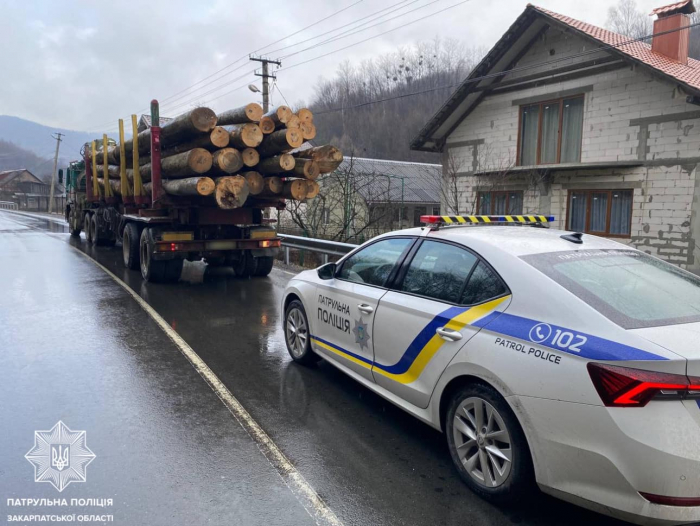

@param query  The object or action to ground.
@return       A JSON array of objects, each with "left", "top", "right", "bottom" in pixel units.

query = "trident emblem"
[{"left": 51, "top": 445, "right": 70, "bottom": 471}]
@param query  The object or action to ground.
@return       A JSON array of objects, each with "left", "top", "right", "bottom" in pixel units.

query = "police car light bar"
[{"left": 420, "top": 215, "right": 555, "bottom": 225}]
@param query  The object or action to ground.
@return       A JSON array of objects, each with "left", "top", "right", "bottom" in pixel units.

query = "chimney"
[{"left": 650, "top": 0, "right": 696, "bottom": 65}]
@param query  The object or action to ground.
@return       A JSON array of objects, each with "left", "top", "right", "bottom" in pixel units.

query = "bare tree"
[
  {"left": 282, "top": 156, "right": 402, "bottom": 242},
  {"left": 606, "top": 0, "right": 652, "bottom": 39},
  {"left": 441, "top": 150, "right": 465, "bottom": 215}
]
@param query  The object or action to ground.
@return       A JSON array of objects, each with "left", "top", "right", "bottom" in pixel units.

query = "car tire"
[
  {"left": 284, "top": 300, "right": 320, "bottom": 365},
  {"left": 123, "top": 223, "right": 140, "bottom": 269},
  {"left": 446, "top": 383, "right": 534, "bottom": 505}
]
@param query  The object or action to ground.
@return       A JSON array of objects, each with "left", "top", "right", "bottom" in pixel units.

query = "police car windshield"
[{"left": 522, "top": 249, "right": 700, "bottom": 329}]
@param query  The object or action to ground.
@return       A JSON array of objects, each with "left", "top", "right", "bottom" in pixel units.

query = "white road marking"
[{"left": 1, "top": 211, "right": 343, "bottom": 526}]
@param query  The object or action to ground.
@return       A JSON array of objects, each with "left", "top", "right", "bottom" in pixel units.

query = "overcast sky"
[{"left": 0, "top": 0, "right": 667, "bottom": 133}]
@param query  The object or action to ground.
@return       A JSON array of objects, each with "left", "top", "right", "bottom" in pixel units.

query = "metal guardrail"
[
  {"left": 278, "top": 233, "right": 357, "bottom": 265},
  {"left": 0, "top": 201, "right": 18, "bottom": 210}
]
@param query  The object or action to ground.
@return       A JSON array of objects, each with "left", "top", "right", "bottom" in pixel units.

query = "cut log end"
[
  {"left": 305, "top": 180, "right": 320, "bottom": 199},
  {"left": 215, "top": 175, "right": 249, "bottom": 209},
  {"left": 262, "top": 176, "right": 284, "bottom": 195},
  {"left": 196, "top": 177, "right": 216, "bottom": 196},
  {"left": 191, "top": 107, "right": 218, "bottom": 132},
  {"left": 212, "top": 148, "right": 243, "bottom": 174},
  {"left": 245, "top": 103, "right": 264, "bottom": 122},
  {"left": 297, "top": 108, "right": 313, "bottom": 123},
  {"left": 188, "top": 148, "right": 214, "bottom": 174},
  {"left": 210, "top": 127, "right": 230, "bottom": 148},
  {"left": 243, "top": 171, "right": 264, "bottom": 195},
  {"left": 241, "top": 148, "right": 260, "bottom": 167},
  {"left": 267, "top": 105, "right": 293, "bottom": 124},
  {"left": 293, "top": 159, "right": 320, "bottom": 180},
  {"left": 300, "top": 122, "right": 317, "bottom": 140},
  {"left": 230, "top": 123, "right": 263, "bottom": 148},
  {"left": 259, "top": 116, "right": 275, "bottom": 134},
  {"left": 284, "top": 179, "right": 308, "bottom": 200}
]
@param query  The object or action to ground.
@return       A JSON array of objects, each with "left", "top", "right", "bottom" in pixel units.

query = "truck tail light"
[
  {"left": 587, "top": 363, "right": 700, "bottom": 407},
  {"left": 258, "top": 239, "right": 280, "bottom": 248}
]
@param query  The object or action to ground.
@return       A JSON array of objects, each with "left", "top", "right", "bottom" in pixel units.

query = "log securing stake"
[
  {"left": 150, "top": 99, "right": 164, "bottom": 204},
  {"left": 84, "top": 143, "right": 95, "bottom": 202}
]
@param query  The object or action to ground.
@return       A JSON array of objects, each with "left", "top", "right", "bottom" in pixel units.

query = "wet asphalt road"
[{"left": 0, "top": 211, "right": 628, "bottom": 526}]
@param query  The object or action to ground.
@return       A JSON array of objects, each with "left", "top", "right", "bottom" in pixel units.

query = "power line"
[
  {"left": 281, "top": 0, "right": 445, "bottom": 60},
  {"left": 265, "top": 0, "right": 417, "bottom": 56},
  {"left": 154, "top": 0, "right": 365, "bottom": 107},
  {"left": 312, "top": 20, "right": 700, "bottom": 116},
  {"left": 279, "top": 0, "right": 473, "bottom": 71}
]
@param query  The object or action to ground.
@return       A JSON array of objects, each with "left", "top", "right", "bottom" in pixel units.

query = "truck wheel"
[
  {"left": 84, "top": 214, "right": 92, "bottom": 243},
  {"left": 233, "top": 250, "right": 256, "bottom": 278},
  {"left": 140, "top": 228, "right": 166, "bottom": 282},
  {"left": 90, "top": 214, "right": 99, "bottom": 246},
  {"left": 164, "top": 259, "right": 184, "bottom": 283},
  {"left": 68, "top": 208, "right": 81, "bottom": 237},
  {"left": 123, "top": 223, "right": 140, "bottom": 270},
  {"left": 254, "top": 256, "right": 274, "bottom": 277}
]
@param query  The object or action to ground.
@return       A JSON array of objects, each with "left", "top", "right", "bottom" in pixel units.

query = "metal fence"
[
  {"left": 0, "top": 201, "right": 18, "bottom": 210},
  {"left": 278, "top": 234, "right": 357, "bottom": 266}
]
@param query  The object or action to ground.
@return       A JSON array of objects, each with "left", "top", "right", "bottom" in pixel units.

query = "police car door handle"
[
  {"left": 436, "top": 327, "right": 463, "bottom": 341},
  {"left": 358, "top": 304, "right": 374, "bottom": 314}
]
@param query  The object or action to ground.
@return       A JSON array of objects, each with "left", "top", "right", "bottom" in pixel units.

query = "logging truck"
[{"left": 63, "top": 100, "right": 291, "bottom": 283}]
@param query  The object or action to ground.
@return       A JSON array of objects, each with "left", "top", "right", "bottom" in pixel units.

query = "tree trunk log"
[
  {"left": 241, "top": 147, "right": 259, "bottom": 167},
  {"left": 291, "top": 159, "right": 320, "bottom": 180},
  {"left": 257, "top": 128, "right": 303, "bottom": 157},
  {"left": 217, "top": 103, "right": 263, "bottom": 125},
  {"left": 162, "top": 148, "right": 212, "bottom": 177},
  {"left": 214, "top": 175, "right": 249, "bottom": 209},
  {"left": 297, "top": 108, "right": 313, "bottom": 123},
  {"left": 300, "top": 122, "right": 316, "bottom": 140},
  {"left": 305, "top": 180, "right": 320, "bottom": 199},
  {"left": 278, "top": 114, "right": 300, "bottom": 130},
  {"left": 293, "top": 145, "right": 343, "bottom": 173},
  {"left": 161, "top": 177, "right": 215, "bottom": 196},
  {"left": 138, "top": 127, "right": 230, "bottom": 165},
  {"left": 120, "top": 107, "right": 218, "bottom": 160},
  {"left": 229, "top": 123, "right": 263, "bottom": 149},
  {"left": 264, "top": 106, "right": 293, "bottom": 126},
  {"left": 261, "top": 176, "right": 283, "bottom": 195},
  {"left": 243, "top": 171, "right": 264, "bottom": 195},
  {"left": 282, "top": 179, "right": 308, "bottom": 200},
  {"left": 256, "top": 154, "right": 295, "bottom": 174},
  {"left": 211, "top": 148, "right": 243, "bottom": 174},
  {"left": 95, "top": 147, "right": 118, "bottom": 165},
  {"left": 97, "top": 178, "right": 123, "bottom": 196},
  {"left": 259, "top": 116, "right": 275, "bottom": 134}
]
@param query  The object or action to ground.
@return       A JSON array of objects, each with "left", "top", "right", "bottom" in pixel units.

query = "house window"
[
  {"left": 413, "top": 206, "right": 426, "bottom": 226},
  {"left": 322, "top": 208, "right": 330, "bottom": 225},
  {"left": 567, "top": 189, "right": 633, "bottom": 237},
  {"left": 519, "top": 96, "right": 584, "bottom": 166},
  {"left": 477, "top": 191, "right": 523, "bottom": 215},
  {"left": 432, "top": 206, "right": 441, "bottom": 215}
]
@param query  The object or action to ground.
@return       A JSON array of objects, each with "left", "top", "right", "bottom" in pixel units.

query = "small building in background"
[{"left": 0, "top": 169, "right": 64, "bottom": 212}]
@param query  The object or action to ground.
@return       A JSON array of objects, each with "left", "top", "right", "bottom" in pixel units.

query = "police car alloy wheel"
[
  {"left": 285, "top": 300, "right": 320, "bottom": 365},
  {"left": 446, "top": 384, "right": 533, "bottom": 504}
]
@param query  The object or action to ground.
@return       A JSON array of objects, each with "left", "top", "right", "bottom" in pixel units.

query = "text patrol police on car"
[{"left": 282, "top": 214, "right": 700, "bottom": 525}]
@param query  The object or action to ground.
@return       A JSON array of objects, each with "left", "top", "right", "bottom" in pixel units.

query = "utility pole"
[
  {"left": 250, "top": 56, "right": 281, "bottom": 112},
  {"left": 48, "top": 132, "right": 63, "bottom": 214}
]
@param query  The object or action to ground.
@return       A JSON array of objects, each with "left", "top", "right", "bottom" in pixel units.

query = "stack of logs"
[{"left": 94, "top": 103, "right": 343, "bottom": 209}]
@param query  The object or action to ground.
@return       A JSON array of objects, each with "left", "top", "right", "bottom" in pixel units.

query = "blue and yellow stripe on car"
[{"left": 310, "top": 296, "right": 509, "bottom": 385}]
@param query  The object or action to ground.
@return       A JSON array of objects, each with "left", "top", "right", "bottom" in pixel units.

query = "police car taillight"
[{"left": 587, "top": 363, "right": 700, "bottom": 407}]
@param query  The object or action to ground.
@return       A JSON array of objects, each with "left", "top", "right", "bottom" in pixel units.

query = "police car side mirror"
[{"left": 317, "top": 262, "right": 336, "bottom": 280}]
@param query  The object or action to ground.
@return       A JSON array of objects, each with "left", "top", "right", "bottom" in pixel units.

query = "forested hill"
[
  {"left": 308, "top": 39, "right": 483, "bottom": 164},
  {"left": 0, "top": 140, "right": 56, "bottom": 181}
]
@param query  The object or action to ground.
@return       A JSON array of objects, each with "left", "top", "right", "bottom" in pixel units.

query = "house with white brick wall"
[{"left": 411, "top": 0, "right": 700, "bottom": 273}]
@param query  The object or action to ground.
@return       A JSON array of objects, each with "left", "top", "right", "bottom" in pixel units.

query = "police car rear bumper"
[{"left": 514, "top": 395, "right": 700, "bottom": 525}]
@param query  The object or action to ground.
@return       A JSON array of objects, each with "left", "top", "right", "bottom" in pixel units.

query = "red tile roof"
[
  {"left": 531, "top": 4, "right": 700, "bottom": 90},
  {"left": 651, "top": 0, "right": 695, "bottom": 16}
]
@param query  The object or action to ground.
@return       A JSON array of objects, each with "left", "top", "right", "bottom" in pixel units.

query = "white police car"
[{"left": 282, "top": 215, "right": 700, "bottom": 525}]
